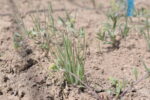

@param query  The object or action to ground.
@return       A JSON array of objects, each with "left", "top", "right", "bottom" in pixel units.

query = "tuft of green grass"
[
  {"left": 53, "top": 35, "right": 86, "bottom": 85},
  {"left": 97, "top": 2, "right": 130, "bottom": 49},
  {"left": 97, "top": 14, "right": 121, "bottom": 48}
]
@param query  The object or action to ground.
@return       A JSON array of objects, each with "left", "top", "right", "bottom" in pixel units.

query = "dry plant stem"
[
  {"left": 91, "top": 0, "right": 96, "bottom": 8},
  {"left": 120, "top": 74, "right": 150, "bottom": 97},
  {"left": 60, "top": 69, "right": 102, "bottom": 100},
  {"left": 98, "top": 42, "right": 102, "bottom": 54}
]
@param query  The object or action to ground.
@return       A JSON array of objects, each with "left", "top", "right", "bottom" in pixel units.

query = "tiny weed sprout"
[
  {"left": 120, "top": 17, "right": 130, "bottom": 38},
  {"left": 132, "top": 67, "right": 138, "bottom": 80},
  {"left": 13, "top": 32, "right": 23, "bottom": 49},
  {"left": 141, "top": 17, "right": 150, "bottom": 51},
  {"left": 108, "top": 77, "right": 127, "bottom": 98},
  {"left": 143, "top": 62, "right": 150, "bottom": 76}
]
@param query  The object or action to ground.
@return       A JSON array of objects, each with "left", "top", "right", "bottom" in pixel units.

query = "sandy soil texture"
[{"left": 0, "top": 0, "right": 150, "bottom": 100}]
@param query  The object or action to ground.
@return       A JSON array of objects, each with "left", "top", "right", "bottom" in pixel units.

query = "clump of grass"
[
  {"left": 52, "top": 12, "right": 86, "bottom": 85},
  {"left": 97, "top": 1, "right": 130, "bottom": 49},
  {"left": 97, "top": 14, "right": 120, "bottom": 48},
  {"left": 97, "top": 14, "right": 130, "bottom": 49},
  {"left": 52, "top": 35, "right": 86, "bottom": 85},
  {"left": 51, "top": 13, "right": 86, "bottom": 85}
]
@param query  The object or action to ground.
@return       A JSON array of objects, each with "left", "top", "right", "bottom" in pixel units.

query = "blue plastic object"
[{"left": 127, "top": 0, "right": 134, "bottom": 16}]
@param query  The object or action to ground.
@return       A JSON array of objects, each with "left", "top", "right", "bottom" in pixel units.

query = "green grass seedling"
[
  {"left": 141, "top": 17, "right": 150, "bottom": 51},
  {"left": 13, "top": 32, "right": 23, "bottom": 49},
  {"left": 132, "top": 67, "right": 138, "bottom": 80},
  {"left": 109, "top": 77, "right": 127, "bottom": 99}
]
